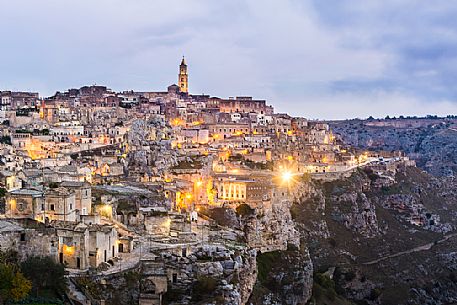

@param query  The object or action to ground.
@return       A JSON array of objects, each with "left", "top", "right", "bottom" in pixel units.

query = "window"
[
  {"left": 50, "top": 204, "right": 55, "bottom": 211},
  {"left": 70, "top": 204, "right": 73, "bottom": 210},
  {"left": 20, "top": 233, "right": 26, "bottom": 242}
]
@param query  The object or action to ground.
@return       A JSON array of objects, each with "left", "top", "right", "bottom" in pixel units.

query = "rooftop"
[
  {"left": 0, "top": 219, "right": 24, "bottom": 233},
  {"left": 9, "top": 188, "right": 43, "bottom": 197}
]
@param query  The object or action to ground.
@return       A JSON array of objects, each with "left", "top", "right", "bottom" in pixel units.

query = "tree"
[
  {"left": 0, "top": 135, "right": 11, "bottom": 145},
  {"left": 0, "top": 263, "right": 32, "bottom": 303},
  {"left": 0, "top": 249, "right": 19, "bottom": 265},
  {"left": 236, "top": 203, "right": 254, "bottom": 217},
  {"left": 21, "top": 256, "right": 66, "bottom": 297}
]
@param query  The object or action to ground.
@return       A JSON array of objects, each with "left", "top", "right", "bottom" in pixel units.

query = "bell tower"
[{"left": 178, "top": 56, "right": 188, "bottom": 93}]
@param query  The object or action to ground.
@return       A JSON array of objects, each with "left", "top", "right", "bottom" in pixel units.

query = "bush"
[
  {"left": 191, "top": 276, "right": 218, "bottom": 302},
  {"left": 256, "top": 251, "right": 281, "bottom": 284},
  {"left": 0, "top": 249, "right": 19, "bottom": 265},
  {"left": 228, "top": 154, "right": 243, "bottom": 162},
  {"left": 0, "top": 135, "right": 11, "bottom": 145},
  {"left": 236, "top": 204, "right": 254, "bottom": 217},
  {"left": 48, "top": 182, "right": 59, "bottom": 189},
  {"left": 21, "top": 257, "right": 66, "bottom": 298},
  {"left": 314, "top": 273, "right": 335, "bottom": 290},
  {"left": 313, "top": 273, "right": 338, "bottom": 301},
  {"left": 0, "top": 263, "right": 32, "bottom": 303}
]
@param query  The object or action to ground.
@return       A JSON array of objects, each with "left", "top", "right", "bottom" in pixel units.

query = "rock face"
[
  {"left": 228, "top": 251, "right": 258, "bottom": 305},
  {"left": 243, "top": 198, "right": 300, "bottom": 252},
  {"left": 238, "top": 191, "right": 313, "bottom": 305},
  {"left": 329, "top": 118, "right": 457, "bottom": 177},
  {"left": 248, "top": 248, "right": 313, "bottom": 305},
  {"left": 126, "top": 119, "right": 178, "bottom": 178},
  {"left": 330, "top": 189, "right": 381, "bottom": 237},
  {"left": 74, "top": 269, "right": 142, "bottom": 305},
  {"left": 290, "top": 165, "right": 457, "bottom": 305}
]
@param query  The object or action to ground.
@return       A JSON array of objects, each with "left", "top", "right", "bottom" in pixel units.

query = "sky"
[{"left": 1, "top": 0, "right": 457, "bottom": 119}]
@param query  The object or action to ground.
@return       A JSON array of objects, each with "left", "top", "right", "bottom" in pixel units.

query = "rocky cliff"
[
  {"left": 291, "top": 164, "right": 457, "bottom": 304},
  {"left": 329, "top": 118, "right": 457, "bottom": 177}
]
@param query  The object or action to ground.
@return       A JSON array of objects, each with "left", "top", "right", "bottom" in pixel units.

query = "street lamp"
[{"left": 281, "top": 171, "right": 293, "bottom": 183}]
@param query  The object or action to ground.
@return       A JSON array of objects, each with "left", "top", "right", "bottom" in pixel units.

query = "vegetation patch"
[
  {"left": 256, "top": 251, "right": 281, "bottom": 285},
  {"left": 191, "top": 276, "right": 218, "bottom": 302},
  {"left": 235, "top": 204, "right": 255, "bottom": 217}
]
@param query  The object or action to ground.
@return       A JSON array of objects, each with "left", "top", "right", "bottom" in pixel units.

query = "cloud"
[{"left": 0, "top": 0, "right": 455, "bottom": 119}]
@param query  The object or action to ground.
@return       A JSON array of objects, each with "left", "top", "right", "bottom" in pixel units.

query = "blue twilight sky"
[{"left": 1, "top": 0, "right": 457, "bottom": 119}]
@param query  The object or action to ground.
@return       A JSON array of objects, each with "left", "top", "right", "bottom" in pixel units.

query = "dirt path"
[{"left": 363, "top": 232, "right": 457, "bottom": 265}]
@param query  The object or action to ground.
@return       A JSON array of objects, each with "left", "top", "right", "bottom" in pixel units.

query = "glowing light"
[
  {"left": 206, "top": 178, "right": 215, "bottom": 205},
  {"left": 185, "top": 193, "right": 192, "bottom": 200},
  {"left": 281, "top": 171, "right": 293, "bottom": 183},
  {"left": 26, "top": 138, "right": 47, "bottom": 160},
  {"left": 99, "top": 204, "right": 113, "bottom": 218},
  {"left": 9, "top": 199, "right": 16, "bottom": 211},
  {"left": 195, "top": 181, "right": 203, "bottom": 187},
  {"left": 171, "top": 118, "right": 185, "bottom": 127},
  {"left": 63, "top": 244, "right": 75, "bottom": 255},
  {"left": 287, "top": 155, "right": 293, "bottom": 161}
]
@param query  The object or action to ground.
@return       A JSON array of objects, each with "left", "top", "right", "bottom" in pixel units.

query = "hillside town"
[{"left": 0, "top": 58, "right": 416, "bottom": 305}]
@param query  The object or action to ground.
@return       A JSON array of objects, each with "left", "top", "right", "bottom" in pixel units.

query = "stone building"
[
  {"left": 88, "top": 223, "right": 118, "bottom": 268},
  {"left": 44, "top": 187, "right": 78, "bottom": 222},
  {"left": 0, "top": 219, "right": 58, "bottom": 261},
  {"left": 60, "top": 181, "right": 92, "bottom": 216},
  {"left": 178, "top": 57, "right": 188, "bottom": 94},
  {"left": 54, "top": 221, "right": 119, "bottom": 270},
  {"left": 208, "top": 123, "right": 250, "bottom": 140},
  {"left": 214, "top": 175, "right": 253, "bottom": 203},
  {"left": 219, "top": 97, "right": 273, "bottom": 114},
  {"left": 55, "top": 221, "right": 90, "bottom": 269},
  {"left": 5, "top": 188, "right": 44, "bottom": 220}
]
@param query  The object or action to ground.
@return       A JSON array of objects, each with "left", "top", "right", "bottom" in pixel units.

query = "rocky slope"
[
  {"left": 291, "top": 165, "right": 457, "bottom": 304},
  {"left": 208, "top": 196, "right": 314, "bottom": 305},
  {"left": 328, "top": 118, "right": 457, "bottom": 177}
]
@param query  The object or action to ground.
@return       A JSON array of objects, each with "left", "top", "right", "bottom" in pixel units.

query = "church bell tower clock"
[{"left": 178, "top": 56, "right": 188, "bottom": 93}]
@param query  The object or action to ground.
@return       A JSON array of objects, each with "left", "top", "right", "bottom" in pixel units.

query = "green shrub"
[
  {"left": 236, "top": 204, "right": 254, "bottom": 217},
  {"left": 21, "top": 257, "right": 66, "bottom": 298},
  {"left": 256, "top": 251, "right": 281, "bottom": 284}
]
